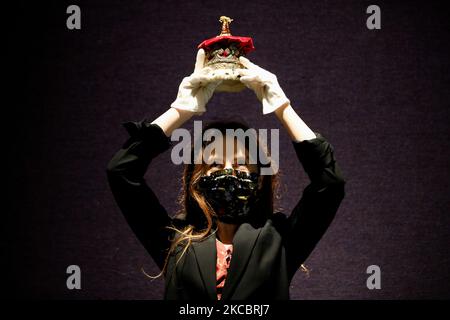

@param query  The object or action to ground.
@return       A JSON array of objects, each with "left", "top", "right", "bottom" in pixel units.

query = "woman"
[{"left": 106, "top": 49, "right": 346, "bottom": 300}]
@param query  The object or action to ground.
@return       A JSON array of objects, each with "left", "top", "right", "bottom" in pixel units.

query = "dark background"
[{"left": 5, "top": 0, "right": 450, "bottom": 299}]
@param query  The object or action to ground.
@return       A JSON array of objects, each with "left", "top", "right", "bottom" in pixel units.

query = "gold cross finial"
[{"left": 219, "top": 16, "right": 233, "bottom": 36}]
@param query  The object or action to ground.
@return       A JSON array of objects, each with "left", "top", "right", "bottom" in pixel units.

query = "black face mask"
[{"left": 197, "top": 168, "right": 260, "bottom": 224}]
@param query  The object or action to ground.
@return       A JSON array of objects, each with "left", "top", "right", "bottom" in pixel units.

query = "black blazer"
[{"left": 106, "top": 119, "right": 346, "bottom": 300}]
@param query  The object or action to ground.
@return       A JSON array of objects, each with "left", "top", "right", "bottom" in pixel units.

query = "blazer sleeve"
[
  {"left": 283, "top": 132, "right": 346, "bottom": 280},
  {"left": 106, "top": 119, "right": 173, "bottom": 270}
]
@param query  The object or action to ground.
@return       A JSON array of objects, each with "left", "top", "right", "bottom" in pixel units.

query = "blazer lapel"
[
  {"left": 220, "top": 223, "right": 261, "bottom": 300},
  {"left": 192, "top": 232, "right": 217, "bottom": 301}
]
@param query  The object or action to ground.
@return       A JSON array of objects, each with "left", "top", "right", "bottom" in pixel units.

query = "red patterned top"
[{"left": 216, "top": 238, "right": 233, "bottom": 300}]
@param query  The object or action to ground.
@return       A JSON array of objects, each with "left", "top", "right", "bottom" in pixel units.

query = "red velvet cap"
[{"left": 197, "top": 35, "right": 255, "bottom": 54}]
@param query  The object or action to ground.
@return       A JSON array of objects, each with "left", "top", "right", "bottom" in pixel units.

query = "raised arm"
[
  {"left": 238, "top": 57, "right": 346, "bottom": 280},
  {"left": 284, "top": 129, "right": 346, "bottom": 280},
  {"left": 274, "top": 104, "right": 317, "bottom": 142},
  {"left": 106, "top": 49, "right": 221, "bottom": 269},
  {"left": 107, "top": 119, "right": 185, "bottom": 269}
]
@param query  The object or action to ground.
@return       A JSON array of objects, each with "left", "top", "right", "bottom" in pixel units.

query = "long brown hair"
[{"left": 146, "top": 120, "right": 280, "bottom": 279}]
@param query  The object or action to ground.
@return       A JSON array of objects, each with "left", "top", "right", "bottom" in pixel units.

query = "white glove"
[
  {"left": 238, "top": 56, "right": 290, "bottom": 115},
  {"left": 170, "top": 49, "right": 223, "bottom": 115}
]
